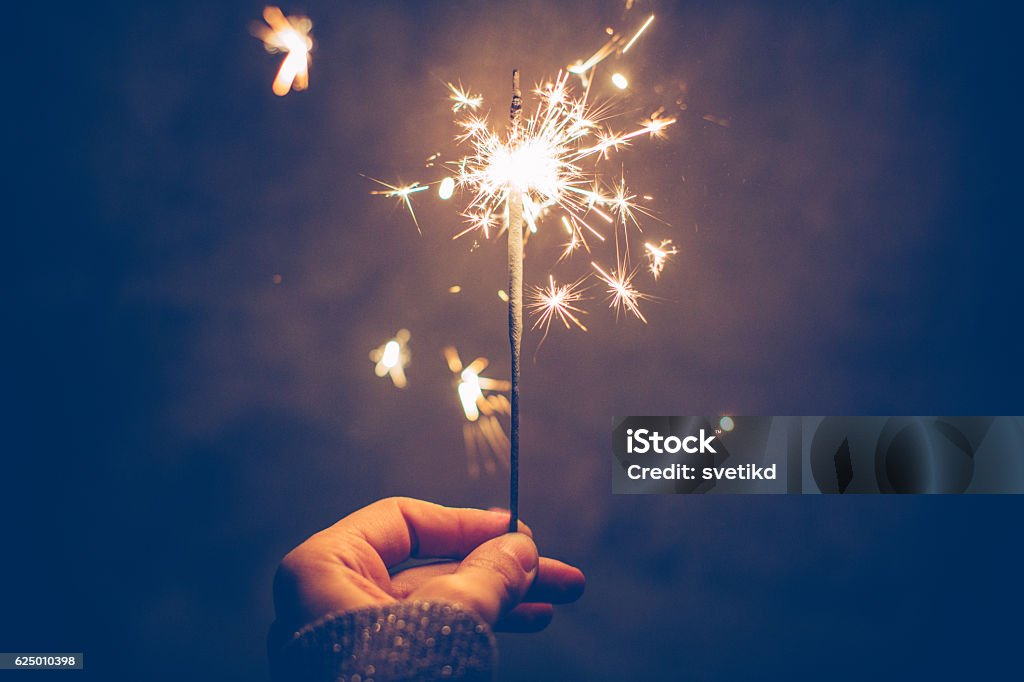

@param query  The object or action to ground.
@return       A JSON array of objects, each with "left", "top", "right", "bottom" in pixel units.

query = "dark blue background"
[{"left": 4, "top": 1, "right": 1021, "bottom": 679}]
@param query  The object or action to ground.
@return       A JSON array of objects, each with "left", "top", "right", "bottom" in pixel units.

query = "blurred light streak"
[
  {"left": 444, "top": 347, "right": 511, "bottom": 477},
  {"left": 622, "top": 14, "right": 655, "bottom": 54},
  {"left": 252, "top": 6, "right": 313, "bottom": 96},
  {"left": 370, "top": 329, "right": 411, "bottom": 388}
]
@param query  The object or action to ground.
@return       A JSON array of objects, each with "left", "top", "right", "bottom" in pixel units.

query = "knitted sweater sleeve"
[{"left": 270, "top": 601, "right": 497, "bottom": 682}]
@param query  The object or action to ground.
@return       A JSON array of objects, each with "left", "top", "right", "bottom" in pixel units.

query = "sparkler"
[
  {"left": 444, "top": 347, "right": 511, "bottom": 478},
  {"left": 369, "top": 329, "right": 411, "bottom": 388},
  {"left": 252, "top": 6, "right": 313, "bottom": 96},
  {"left": 454, "top": 66, "right": 669, "bottom": 528},
  {"left": 366, "top": 13, "right": 677, "bottom": 527}
]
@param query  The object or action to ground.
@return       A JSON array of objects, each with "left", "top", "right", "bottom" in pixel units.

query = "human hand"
[{"left": 269, "top": 497, "right": 585, "bottom": 647}]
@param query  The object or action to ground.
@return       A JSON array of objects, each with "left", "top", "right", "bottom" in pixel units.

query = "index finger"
[{"left": 325, "top": 497, "right": 533, "bottom": 568}]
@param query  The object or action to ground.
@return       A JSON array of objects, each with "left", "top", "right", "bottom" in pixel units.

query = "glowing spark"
[
  {"left": 444, "top": 347, "right": 511, "bottom": 477},
  {"left": 611, "top": 73, "right": 629, "bottom": 89},
  {"left": 642, "top": 109, "right": 677, "bottom": 139},
  {"left": 608, "top": 176, "right": 642, "bottom": 229},
  {"left": 591, "top": 261, "right": 650, "bottom": 323},
  {"left": 498, "top": 290, "right": 509, "bottom": 302},
  {"left": 369, "top": 329, "right": 411, "bottom": 388},
  {"left": 453, "top": 211, "right": 498, "bottom": 240},
  {"left": 451, "top": 72, "right": 673, "bottom": 248},
  {"left": 438, "top": 177, "right": 456, "bottom": 200},
  {"left": 644, "top": 240, "right": 678, "bottom": 279},
  {"left": 447, "top": 82, "right": 483, "bottom": 112},
  {"left": 448, "top": 285, "right": 462, "bottom": 293},
  {"left": 364, "top": 176, "right": 430, "bottom": 232},
  {"left": 622, "top": 14, "right": 655, "bottom": 54},
  {"left": 528, "top": 275, "right": 589, "bottom": 343},
  {"left": 252, "top": 6, "right": 313, "bottom": 96}
]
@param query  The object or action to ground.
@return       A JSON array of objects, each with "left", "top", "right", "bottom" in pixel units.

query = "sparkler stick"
[{"left": 507, "top": 69, "right": 524, "bottom": 533}]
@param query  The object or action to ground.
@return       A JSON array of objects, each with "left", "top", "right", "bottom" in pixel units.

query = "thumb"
[{"left": 408, "top": 533, "right": 539, "bottom": 624}]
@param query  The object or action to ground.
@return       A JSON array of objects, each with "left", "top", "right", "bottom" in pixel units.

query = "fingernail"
[{"left": 502, "top": 533, "right": 538, "bottom": 573}]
